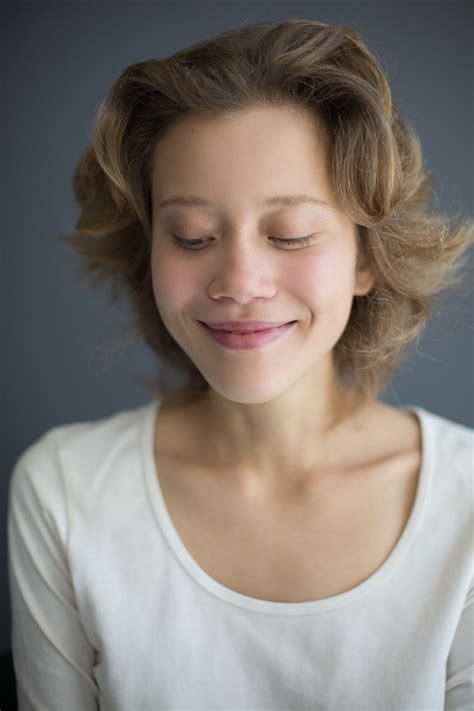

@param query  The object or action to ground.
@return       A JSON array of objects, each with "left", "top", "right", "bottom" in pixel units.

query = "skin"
[{"left": 149, "top": 105, "right": 382, "bottom": 499}]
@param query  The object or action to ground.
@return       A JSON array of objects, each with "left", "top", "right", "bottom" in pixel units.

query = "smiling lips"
[
  {"left": 201, "top": 320, "right": 294, "bottom": 333},
  {"left": 199, "top": 320, "right": 296, "bottom": 350}
]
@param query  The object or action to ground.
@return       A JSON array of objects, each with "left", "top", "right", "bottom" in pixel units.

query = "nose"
[{"left": 207, "top": 241, "right": 277, "bottom": 303}]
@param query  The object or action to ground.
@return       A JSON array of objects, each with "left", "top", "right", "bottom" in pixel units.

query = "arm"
[
  {"left": 445, "top": 578, "right": 474, "bottom": 709},
  {"left": 7, "top": 430, "right": 99, "bottom": 710}
]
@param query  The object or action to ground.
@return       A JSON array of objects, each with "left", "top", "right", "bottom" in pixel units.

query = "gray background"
[{"left": 3, "top": 0, "right": 473, "bottom": 654}]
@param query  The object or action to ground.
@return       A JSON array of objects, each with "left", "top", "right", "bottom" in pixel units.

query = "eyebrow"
[{"left": 156, "top": 193, "right": 331, "bottom": 211}]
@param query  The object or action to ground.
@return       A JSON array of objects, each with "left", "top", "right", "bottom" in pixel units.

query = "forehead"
[{"left": 151, "top": 106, "right": 332, "bottom": 207}]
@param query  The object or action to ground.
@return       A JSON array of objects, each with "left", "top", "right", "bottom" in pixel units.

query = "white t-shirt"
[{"left": 7, "top": 399, "right": 474, "bottom": 710}]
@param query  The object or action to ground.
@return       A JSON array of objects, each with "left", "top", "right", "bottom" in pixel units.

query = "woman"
[{"left": 8, "top": 18, "right": 473, "bottom": 710}]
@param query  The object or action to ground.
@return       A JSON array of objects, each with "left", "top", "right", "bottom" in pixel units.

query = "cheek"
[
  {"left": 287, "top": 247, "right": 354, "bottom": 306},
  {"left": 150, "top": 244, "right": 195, "bottom": 305},
  {"left": 150, "top": 256, "right": 198, "bottom": 335}
]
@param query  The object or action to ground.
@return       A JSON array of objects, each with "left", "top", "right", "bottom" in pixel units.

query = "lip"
[
  {"left": 200, "top": 320, "right": 294, "bottom": 333},
  {"left": 198, "top": 321, "right": 296, "bottom": 350}
]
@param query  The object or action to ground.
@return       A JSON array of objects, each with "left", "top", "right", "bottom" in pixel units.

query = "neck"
[{"left": 168, "top": 376, "right": 368, "bottom": 493}]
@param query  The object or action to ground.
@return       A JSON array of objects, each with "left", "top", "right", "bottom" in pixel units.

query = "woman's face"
[{"left": 150, "top": 105, "right": 374, "bottom": 404}]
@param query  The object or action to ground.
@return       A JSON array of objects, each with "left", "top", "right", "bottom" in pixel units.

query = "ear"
[
  {"left": 353, "top": 263, "right": 376, "bottom": 297},
  {"left": 353, "top": 226, "right": 375, "bottom": 296}
]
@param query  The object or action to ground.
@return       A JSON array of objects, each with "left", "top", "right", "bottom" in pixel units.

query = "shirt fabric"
[{"left": 7, "top": 398, "right": 474, "bottom": 710}]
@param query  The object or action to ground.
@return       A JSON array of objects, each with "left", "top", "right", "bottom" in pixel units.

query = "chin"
[{"left": 198, "top": 375, "right": 296, "bottom": 406}]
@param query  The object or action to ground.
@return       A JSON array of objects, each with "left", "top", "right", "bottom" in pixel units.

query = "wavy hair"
[{"left": 58, "top": 18, "right": 474, "bottom": 408}]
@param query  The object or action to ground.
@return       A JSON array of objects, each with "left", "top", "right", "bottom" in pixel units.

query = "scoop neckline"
[{"left": 141, "top": 398, "right": 432, "bottom": 615}]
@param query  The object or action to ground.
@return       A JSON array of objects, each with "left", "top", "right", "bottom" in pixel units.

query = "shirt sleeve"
[
  {"left": 445, "top": 578, "right": 474, "bottom": 709},
  {"left": 7, "top": 429, "right": 100, "bottom": 710}
]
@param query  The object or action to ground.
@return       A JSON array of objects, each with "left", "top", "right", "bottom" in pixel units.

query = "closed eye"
[{"left": 171, "top": 234, "right": 317, "bottom": 250}]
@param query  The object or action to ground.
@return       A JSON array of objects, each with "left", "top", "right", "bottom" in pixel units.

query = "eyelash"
[{"left": 171, "top": 234, "right": 316, "bottom": 250}]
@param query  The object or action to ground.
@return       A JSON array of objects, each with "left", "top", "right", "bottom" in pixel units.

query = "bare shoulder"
[
  {"left": 343, "top": 398, "right": 418, "bottom": 454},
  {"left": 153, "top": 395, "right": 204, "bottom": 463}
]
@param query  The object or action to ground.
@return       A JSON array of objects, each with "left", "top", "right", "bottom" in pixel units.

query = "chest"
[{"left": 153, "top": 450, "right": 421, "bottom": 603}]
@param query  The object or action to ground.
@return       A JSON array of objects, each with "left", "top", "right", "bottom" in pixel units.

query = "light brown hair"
[{"left": 58, "top": 18, "right": 473, "bottom": 407}]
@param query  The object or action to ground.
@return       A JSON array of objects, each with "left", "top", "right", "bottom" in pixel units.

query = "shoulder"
[
  {"left": 9, "top": 401, "right": 156, "bottom": 514},
  {"left": 418, "top": 407, "right": 473, "bottom": 462},
  {"left": 415, "top": 407, "right": 473, "bottom": 514}
]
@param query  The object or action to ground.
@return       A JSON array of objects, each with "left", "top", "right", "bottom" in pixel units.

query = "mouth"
[
  {"left": 197, "top": 320, "right": 297, "bottom": 350},
  {"left": 199, "top": 321, "right": 297, "bottom": 334}
]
